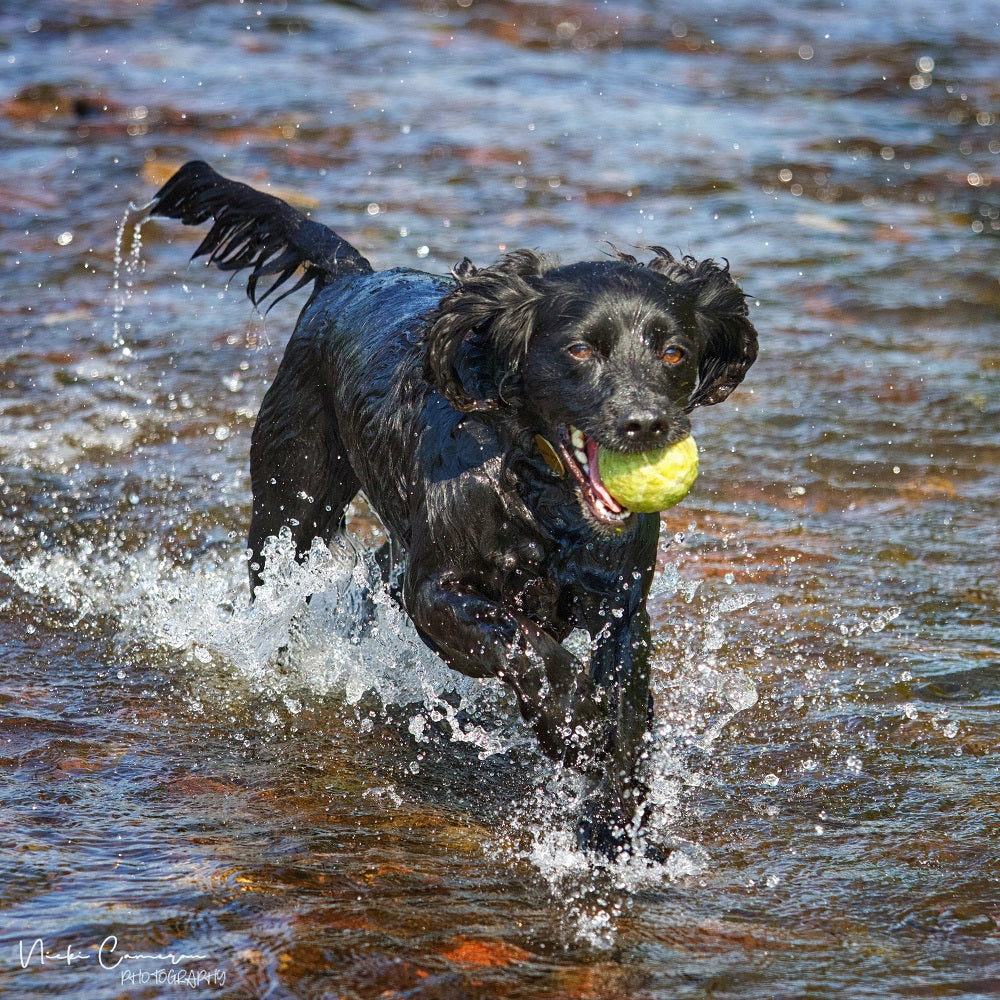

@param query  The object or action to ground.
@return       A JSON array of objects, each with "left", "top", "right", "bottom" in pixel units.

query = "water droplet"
[
  {"left": 869, "top": 607, "right": 901, "bottom": 632},
  {"left": 112, "top": 204, "right": 149, "bottom": 354}
]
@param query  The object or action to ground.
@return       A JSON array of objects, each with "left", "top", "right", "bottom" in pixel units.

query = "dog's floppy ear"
[
  {"left": 646, "top": 247, "right": 759, "bottom": 410},
  {"left": 424, "top": 249, "right": 549, "bottom": 413}
]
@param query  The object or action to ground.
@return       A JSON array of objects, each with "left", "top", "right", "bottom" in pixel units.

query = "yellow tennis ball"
[{"left": 598, "top": 435, "right": 699, "bottom": 513}]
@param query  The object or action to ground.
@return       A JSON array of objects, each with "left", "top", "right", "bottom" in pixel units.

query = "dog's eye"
[
  {"left": 661, "top": 345, "right": 685, "bottom": 366},
  {"left": 567, "top": 343, "right": 594, "bottom": 361}
]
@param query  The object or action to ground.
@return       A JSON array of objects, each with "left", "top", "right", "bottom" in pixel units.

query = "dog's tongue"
[{"left": 586, "top": 438, "right": 625, "bottom": 513}]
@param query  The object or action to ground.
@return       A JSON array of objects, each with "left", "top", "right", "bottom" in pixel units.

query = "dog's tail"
[{"left": 148, "top": 160, "right": 373, "bottom": 309}]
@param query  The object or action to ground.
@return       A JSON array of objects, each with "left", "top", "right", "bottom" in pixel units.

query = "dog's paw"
[
  {"left": 574, "top": 809, "right": 630, "bottom": 861},
  {"left": 529, "top": 681, "right": 613, "bottom": 774},
  {"left": 574, "top": 775, "right": 668, "bottom": 864}
]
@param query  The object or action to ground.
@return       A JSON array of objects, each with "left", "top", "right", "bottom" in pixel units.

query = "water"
[{"left": 1, "top": 0, "right": 998, "bottom": 996}]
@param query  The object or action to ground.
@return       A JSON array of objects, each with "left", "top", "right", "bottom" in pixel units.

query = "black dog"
[{"left": 149, "top": 161, "right": 758, "bottom": 856}]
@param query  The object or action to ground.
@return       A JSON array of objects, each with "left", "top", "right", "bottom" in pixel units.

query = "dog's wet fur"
[{"left": 150, "top": 161, "right": 758, "bottom": 857}]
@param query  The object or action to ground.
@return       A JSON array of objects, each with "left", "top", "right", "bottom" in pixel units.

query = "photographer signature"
[{"left": 18, "top": 936, "right": 208, "bottom": 970}]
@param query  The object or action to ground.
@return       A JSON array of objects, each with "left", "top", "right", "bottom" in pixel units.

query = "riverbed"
[{"left": 1, "top": 1, "right": 998, "bottom": 997}]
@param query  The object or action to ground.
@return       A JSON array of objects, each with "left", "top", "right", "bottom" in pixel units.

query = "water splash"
[
  {"left": 0, "top": 522, "right": 509, "bottom": 725},
  {"left": 501, "top": 763, "right": 713, "bottom": 947},
  {"left": 1, "top": 519, "right": 760, "bottom": 948},
  {"left": 488, "top": 567, "right": 763, "bottom": 947}
]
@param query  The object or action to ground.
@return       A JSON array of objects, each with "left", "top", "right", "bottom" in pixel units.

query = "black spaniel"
[{"left": 149, "top": 161, "right": 758, "bottom": 857}]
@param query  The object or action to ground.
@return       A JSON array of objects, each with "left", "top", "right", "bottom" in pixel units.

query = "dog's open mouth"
[{"left": 557, "top": 426, "right": 635, "bottom": 527}]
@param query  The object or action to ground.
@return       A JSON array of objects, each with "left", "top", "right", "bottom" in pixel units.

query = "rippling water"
[{"left": 1, "top": 1, "right": 998, "bottom": 997}]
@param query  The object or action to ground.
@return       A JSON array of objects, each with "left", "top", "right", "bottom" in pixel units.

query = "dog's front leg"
[
  {"left": 405, "top": 573, "right": 609, "bottom": 770},
  {"left": 574, "top": 603, "right": 655, "bottom": 856}
]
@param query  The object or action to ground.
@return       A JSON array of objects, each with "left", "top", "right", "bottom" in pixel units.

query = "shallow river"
[{"left": 1, "top": 1, "right": 998, "bottom": 997}]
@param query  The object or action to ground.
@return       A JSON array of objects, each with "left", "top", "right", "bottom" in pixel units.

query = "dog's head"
[{"left": 424, "top": 246, "right": 758, "bottom": 527}]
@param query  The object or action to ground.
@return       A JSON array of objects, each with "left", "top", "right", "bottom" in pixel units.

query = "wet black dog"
[{"left": 149, "top": 161, "right": 758, "bottom": 856}]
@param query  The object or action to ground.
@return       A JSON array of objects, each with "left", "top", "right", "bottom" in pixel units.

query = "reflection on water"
[{"left": 1, "top": 0, "right": 998, "bottom": 997}]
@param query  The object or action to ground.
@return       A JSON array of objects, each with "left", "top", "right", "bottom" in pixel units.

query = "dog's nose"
[{"left": 619, "top": 409, "right": 669, "bottom": 445}]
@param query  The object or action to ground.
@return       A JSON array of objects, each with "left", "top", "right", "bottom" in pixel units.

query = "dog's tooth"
[
  {"left": 570, "top": 428, "right": 585, "bottom": 450},
  {"left": 575, "top": 448, "right": 588, "bottom": 469}
]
